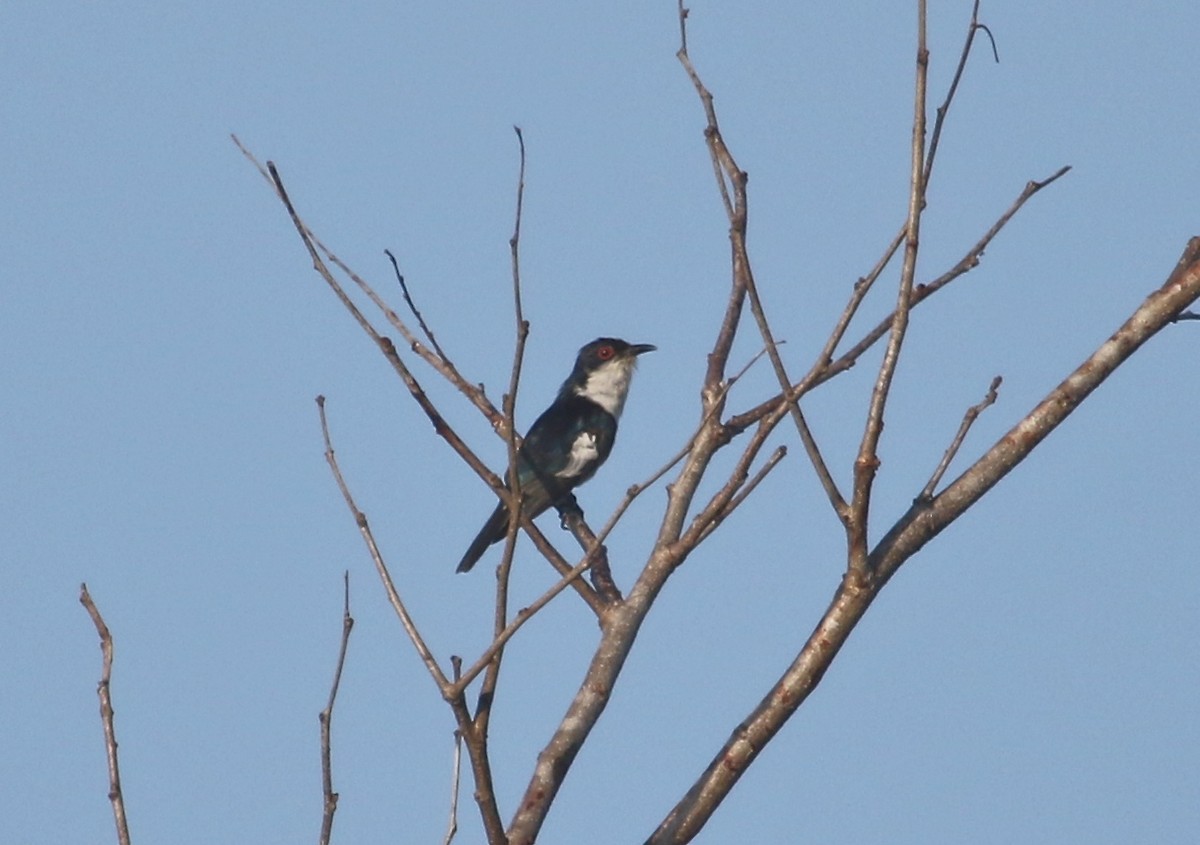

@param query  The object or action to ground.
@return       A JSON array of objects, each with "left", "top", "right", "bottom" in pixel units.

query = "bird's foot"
[{"left": 554, "top": 494, "right": 582, "bottom": 530}]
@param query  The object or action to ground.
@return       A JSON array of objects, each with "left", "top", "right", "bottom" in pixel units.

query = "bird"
[{"left": 456, "top": 337, "right": 656, "bottom": 573}]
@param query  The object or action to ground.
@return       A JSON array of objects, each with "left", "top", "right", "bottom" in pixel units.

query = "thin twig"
[
  {"left": 478, "top": 126, "right": 531, "bottom": 729},
  {"left": 925, "top": 0, "right": 993, "bottom": 186},
  {"left": 650, "top": 238, "right": 1200, "bottom": 845},
  {"left": 828, "top": 232, "right": 906, "bottom": 373},
  {"left": 847, "top": 0, "right": 929, "bottom": 576},
  {"left": 675, "top": 0, "right": 747, "bottom": 400},
  {"left": 442, "top": 656, "right": 464, "bottom": 845},
  {"left": 315, "top": 396, "right": 451, "bottom": 691},
  {"left": 233, "top": 135, "right": 501, "bottom": 426},
  {"left": 79, "top": 584, "right": 131, "bottom": 845},
  {"left": 713, "top": 39, "right": 844, "bottom": 527},
  {"left": 804, "top": 0, "right": 993, "bottom": 396},
  {"left": 677, "top": 397, "right": 795, "bottom": 550},
  {"left": 919, "top": 375, "right": 1002, "bottom": 499},
  {"left": 726, "top": 164, "right": 1070, "bottom": 436},
  {"left": 822, "top": 167, "right": 1072, "bottom": 384},
  {"left": 695, "top": 445, "right": 788, "bottom": 544},
  {"left": 452, "top": 553, "right": 600, "bottom": 695},
  {"left": 385, "top": 249, "right": 449, "bottom": 362},
  {"left": 318, "top": 572, "right": 355, "bottom": 845},
  {"left": 263, "top": 162, "right": 491, "bottom": 488},
  {"left": 318, "top": 395, "right": 513, "bottom": 841},
  {"left": 557, "top": 505, "right": 620, "bottom": 604}
]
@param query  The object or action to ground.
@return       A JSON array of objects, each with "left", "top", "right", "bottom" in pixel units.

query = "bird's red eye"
[{"left": 597, "top": 345, "right": 615, "bottom": 360}]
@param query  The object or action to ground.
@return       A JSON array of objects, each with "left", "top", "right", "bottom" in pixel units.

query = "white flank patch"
[
  {"left": 557, "top": 431, "right": 600, "bottom": 479},
  {"left": 577, "top": 359, "right": 635, "bottom": 417}
]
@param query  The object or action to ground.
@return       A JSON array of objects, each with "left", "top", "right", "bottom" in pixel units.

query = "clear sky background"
[{"left": 3, "top": 2, "right": 1197, "bottom": 843}]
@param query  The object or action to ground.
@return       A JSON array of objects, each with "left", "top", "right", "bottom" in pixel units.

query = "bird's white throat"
[{"left": 576, "top": 359, "right": 636, "bottom": 418}]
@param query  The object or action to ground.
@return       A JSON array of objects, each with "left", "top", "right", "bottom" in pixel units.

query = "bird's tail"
[{"left": 455, "top": 501, "right": 511, "bottom": 573}]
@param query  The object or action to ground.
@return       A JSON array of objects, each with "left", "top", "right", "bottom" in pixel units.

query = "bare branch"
[
  {"left": 715, "top": 0, "right": 998, "bottom": 535},
  {"left": 925, "top": 0, "right": 994, "bottom": 185},
  {"left": 874, "top": 237, "right": 1200, "bottom": 581},
  {"left": 695, "top": 445, "right": 788, "bottom": 544},
  {"left": 503, "top": 122, "right": 531, "bottom": 482},
  {"left": 712, "top": 47, "right": 843, "bottom": 525},
  {"left": 234, "top": 136, "right": 502, "bottom": 426},
  {"left": 797, "top": 0, "right": 996, "bottom": 398},
  {"left": 315, "top": 396, "right": 451, "bottom": 691},
  {"left": 726, "top": 164, "right": 1070, "bottom": 435},
  {"left": 317, "top": 393, "right": 510, "bottom": 840},
  {"left": 647, "top": 575, "right": 876, "bottom": 845},
  {"left": 558, "top": 504, "right": 621, "bottom": 603},
  {"left": 79, "top": 584, "right": 132, "bottom": 845},
  {"left": 478, "top": 125, "right": 532, "bottom": 736},
  {"left": 648, "top": 237, "right": 1200, "bottom": 844},
  {"left": 263, "top": 162, "right": 497, "bottom": 485},
  {"left": 318, "top": 572, "right": 354, "bottom": 845},
  {"left": 384, "top": 249, "right": 449, "bottom": 362},
  {"left": 620, "top": 343, "right": 772, "bottom": 513},
  {"left": 675, "top": 0, "right": 747, "bottom": 401},
  {"left": 920, "top": 375, "right": 1002, "bottom": 499},
  {"left": 442, "top": 656, "right": 464, "bottom": 845},
  {"left": 453, "top": 550, "right": 604, "bottom": 695},
  {"left": 677, "top": 396, "right": 794, "bottom": 551},
  {"left": 508, "top": 10, "right": 804, "bottom": 838},
  {"left": 847, "top": 1, "right": 929, "bottom": 576}
]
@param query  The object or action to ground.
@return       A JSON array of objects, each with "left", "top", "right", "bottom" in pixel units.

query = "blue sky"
[{"left": 3, "top": 2, "right": 1197, "bottom": 843}]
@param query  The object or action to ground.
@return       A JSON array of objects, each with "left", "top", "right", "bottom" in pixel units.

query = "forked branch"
[{"left": 648, "top": 237, "right": 1200, "bottom": 845}]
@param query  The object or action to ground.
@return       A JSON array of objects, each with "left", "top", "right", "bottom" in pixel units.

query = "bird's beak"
[{"left": 630, "top": 343, "right": 657, "bottom": 356}]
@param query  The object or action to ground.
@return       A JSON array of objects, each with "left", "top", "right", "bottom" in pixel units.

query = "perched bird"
[{"left": 456, "top": 337, "right": 656, "bottom": 573}]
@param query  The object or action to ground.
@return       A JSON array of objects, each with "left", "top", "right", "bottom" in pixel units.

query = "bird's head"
[{"left": 564, "top": 337, "right": 656, "bottom": 418}]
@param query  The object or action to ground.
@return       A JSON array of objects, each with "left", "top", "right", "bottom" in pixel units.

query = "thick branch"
[
  {"left": 646, "top": 237, "right": 1200, "bottom": 844},
  {"left": 873, "top": 237, "right": 1200, "bottom": 580}
]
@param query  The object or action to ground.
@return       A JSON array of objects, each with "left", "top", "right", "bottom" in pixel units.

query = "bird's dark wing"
[
  {"left": 456, "top": 395, "right": 617, "bottom": 573},
  {"left": 521, "top": 394, "right": 617, "bottom": 490}
]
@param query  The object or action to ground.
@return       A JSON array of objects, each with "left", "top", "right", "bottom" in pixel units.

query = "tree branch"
[
  {"left": 385, "top": 249, "right": 449, "bottom": 363},
  {"left": 847, "top": 0, "right": 928, "bottom": 576},
  {"left": 79, "top": 584, "right": 132, "bottom": 845},
  {"left": 873, "top": 237, "right": 1200, "bottom": 581},
  {"left": 646, "top": 237, "right": 1200, "bottom": 844},
  {"left": 234, "top": 136, "right": 501, "bottom": 426},
  {"left": 725, "top": 164, "right": 1071, "bottom": 434},
  {"left": 317, "top": 572, "right": 354, "bottom": 845},
  {"left": 920, "top": 375, "right": 1002, "bottom": 499},
  {"left": 316, "top": 396, "right": 450, "bottom": 690},
  {"left": 476, "top": 124, "right": 531, "bottom": 757},
  {"left": 442, "top": 656, "right": 464, "bottom": 845}
]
